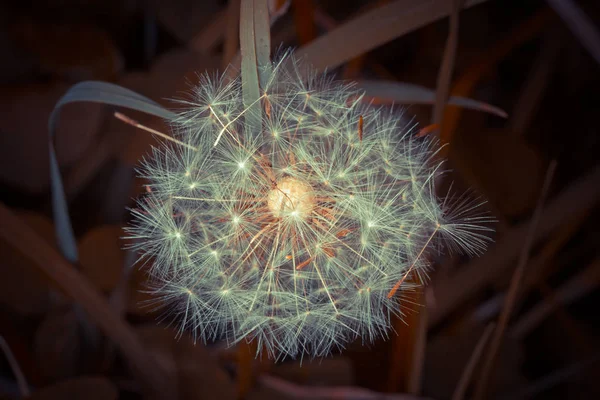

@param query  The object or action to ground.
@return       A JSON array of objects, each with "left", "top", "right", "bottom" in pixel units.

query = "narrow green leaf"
[
  {"left": 432, "top": 0, "right": 464, "bottom": 126},
  {"left": 548, "top": 0, "right": 600, "bottom": 65},
  {"left": 290, "top": 0, "right": 489, "bottom": 78},
  {"left": 240, "top": 0, "right": 262, "bottom": 135},
  {"left": 357, "top": 80, "right": 508, "bottom": 118},
  {"left": 253, "top": 0, "right": 272, "bottom": 88},
  {"left": 49, "top": 81, "right": 175, "bottom": 262}
]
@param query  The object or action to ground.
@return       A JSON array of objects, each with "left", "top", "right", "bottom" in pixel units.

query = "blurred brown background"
[{"left": 0, "top": 0, "right": 599, "bottom": 399}]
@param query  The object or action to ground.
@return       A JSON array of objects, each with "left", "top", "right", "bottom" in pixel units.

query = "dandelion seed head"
[{"left": 126, "top": 52, "right": 494, "bottom": 359}]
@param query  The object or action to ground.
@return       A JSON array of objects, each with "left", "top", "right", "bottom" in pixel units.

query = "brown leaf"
[
  {"left": 10, "top": 19, "right": 122, "bottom": 81},
  {"left": 30, "top": 376, "right": 118, "bottom": 400},
  {"left": 271, "top": 356, "right": 354, "bottom": 387},
  {"left": 0, "top": 83, "right": 102, "bottom": 194},
  {"left": 33, "top": 309, "right": 81, "bottom": 382},
  {"left": 0, "top": 204, "right": 170, "bottom": 397},
  {"left": 424, "top": 325, "right": 524, "bottom": 399},
  {"left": 79, "top": 226, "right": 125, "bottom": 293},
  {"left": 429, "top": 165, "right": 600, "bottom": 327},
  {"left": 137, "top": 325, "right": 236, "bottom": 400},
  {"left": 450, "top": 128, "right": 543, "bottom": 217},
  {"left": 175, "top": 334, "right": 236, "bottom": 400},
  {"left": 126, "top": 263, "right": 160, "bottom": 317},
  {"left": 288, "top": 0, "right": 489, "bottom": 77},
  {"left": 0, "top": 212, "right": 55, "bottom": 315}
]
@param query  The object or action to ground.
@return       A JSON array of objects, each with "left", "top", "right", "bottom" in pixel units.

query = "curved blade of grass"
[
  {"left": 432, "top": 0, "right": 464, "bottom": 127},
  {"left": 452, "top": 323, "right": 495, "bottom": 400},
  {"left": 429, "top": 164, "right": 600, "bottom": 328},
  {"left": 0, "top": 204, "right": 171, "bottom": 398},
  {"left": 0, "top": 336, "right": 30, "bottom": 397},
  {"left": 223, "top": 0, "right": 241, "bottom": 70},
  {"left": 240, "top": 0, "right": 263, "bottom": 135},
  {"left": 358, "top": 80, "right": 507, "bottom": 118},
  {"left": 49, "top": 81, "right": 176, "bottom": 262},
  {"left": 548, "top": 0, "right": 600, "bottom": 66},
  {"left": 253, "top": 0, "right": 272, "bottom": 86},
  {"left": 289, "top": 0, "right": 489, "bottom": 77},
  {"left": 439, "top": 8, "right": 552, "bottom": 149},
  {"left": 240, "top": 0, "right": 271, "bottom": 136},
  {"left": 473, "top": 161, "right": 557, "bottom": 400}
]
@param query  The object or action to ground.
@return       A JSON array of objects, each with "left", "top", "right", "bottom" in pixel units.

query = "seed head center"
[{"left": 267, "top": 177, "right": 314, "bottom": 218}]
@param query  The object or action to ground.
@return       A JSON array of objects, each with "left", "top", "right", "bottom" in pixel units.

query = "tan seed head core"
[{"left": 267, "top": 177, "right": 314, "bottom": 218}]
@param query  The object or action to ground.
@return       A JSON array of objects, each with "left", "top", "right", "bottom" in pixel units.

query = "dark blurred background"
[{"left": 0, "top": 0, "right": 599, "bottom": 399}]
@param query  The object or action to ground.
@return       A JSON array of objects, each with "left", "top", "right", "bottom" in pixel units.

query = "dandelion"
[{"left": 126, "top": 53, "right": 493, "bottom": 359}]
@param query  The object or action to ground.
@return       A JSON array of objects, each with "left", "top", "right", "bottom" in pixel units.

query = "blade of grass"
[
  {"left": 498, "top": 352, "right": 600, "bottom": 400},
  {"left": 0, "top": 336, "right": 30, "bottom": 398},
  {"left": 508, "top": 31, "right": 562, "bottom": 137},
  {"left": 432, "top": 0, "right": 464, "bottom": 131},
  {"left": 189, "top": 9, "right": 228, "bottom": 53},
  {"left": 259, "top": 374, "right": 430, "bottom": 399},
  {"left": 439, "top": 7, "right": 553, "bottom": 150},
  {"left": 473, "top": 160, "right": 557, "bottom": 400},
  {"left": 312, "top": 2, "right": 505, "bottom": 121},
  {"left": 288, "top": 0, "right": 489, "bottom": 78},
  {"left": 452, "top": 323, "right": 495, "bottom": 400},
  {"left": 49, "top": 81, "right": 176, "bottom": 263},
  {"left": 358, "top": 80, "right": 507, "bottom": 117},
  {"left": 510, "top": 258, "right": 600, "bottom": 339},
  {"left": 429, "top": 163, "right": 600, "bottom": 328},
  {"left": 254, "top": 0, "right": 272, "bottom": 87},
  {"left": 313, "top": 4, "right": 398, "bottom": 81},
  {"left": 240, "top": 0, "right": 264, "bottom": 134},
  {"left": 408, "top": 295, "right": 428, "bottom": 394},
  {"left": 236, "top": 340, "right": 258, "bottom": 400},
  {"left": 0, "top": 203, "right": 171, "bottom": 399},
  {"left": 292, "top": 0, "right": 316, "bottom": 45},
  {"left": 223, "top": 0, "right": 241, "bottom": 70},
  {"left": 342, "top": 0, "right": 390, "bottom": 80},
  {"left": 237, "top": 2, "right": 271, "bottom": 394},
  {"left": 471, "top": 209, "right": 588, "bottom": 324},
  {"left": 547, "top": 0, "right": 600, "bottom": 65},
  {"left": 387, "top": 286, "right": 426, "bottom": 394},
  {"left": 191, "top": 1, "right": 289, "bottom": 55}
]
